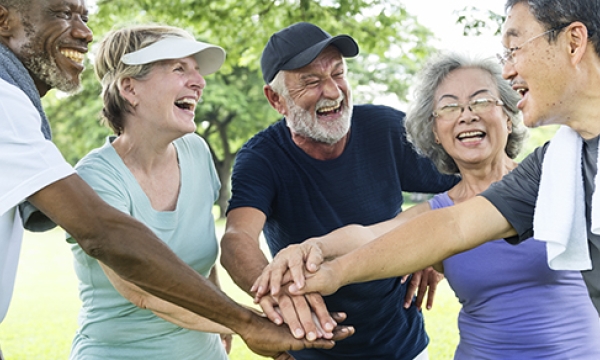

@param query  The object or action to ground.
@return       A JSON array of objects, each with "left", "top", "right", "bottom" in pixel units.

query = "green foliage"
[
  {"left": 456, "top": 6, "right": 505, "bottom": 36},
  {"left": 44, "top": 0, "right": 436, "bottom": 216}
]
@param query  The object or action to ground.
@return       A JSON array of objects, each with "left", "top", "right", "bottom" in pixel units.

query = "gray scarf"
[
  {"left": 0, "top": 43, "right": 51, "bottom": 139},
  {"left": 0, "top": 43, "right": 56, "bottom": 231}
]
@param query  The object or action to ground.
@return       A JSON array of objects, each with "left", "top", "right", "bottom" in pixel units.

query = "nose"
[
  {"left": 501, "top": 60, "right": 516, "bottom": 81},
  {"left": 459, "top": 106, "right": 479, "bottom": 124},
  {"left": 72, "top": 16, "right": 93, "bottom": 44},
  {"left": 190, "top": 69, "right": 206, "bottom": 91},
  {"left": 322, "top": 76, "right": 341, "bottom": 99}
]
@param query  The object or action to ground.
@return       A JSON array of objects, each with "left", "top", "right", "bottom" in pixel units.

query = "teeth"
[
  {"left": 175, "top": 98, "right": 197, "bottom": 111},
  {"left": 317, "top": 103, "right": 341, "bottom": 113},
  {"left": 517, "top": 88, "right": 527, "bottom": 96},
  {"left": 60, "top": 49, "right": 84, "bottom": 64},
  {"left": 457, "top": 131, "right": 484, "bottom": 139}
]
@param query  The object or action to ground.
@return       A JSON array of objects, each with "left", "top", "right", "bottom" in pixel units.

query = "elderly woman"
[
  {"left": 67, "top": 25, "right": 231, "bottom": 359},
  {"left": 253, "top": 53, "right": 600, "bottom": 358}
]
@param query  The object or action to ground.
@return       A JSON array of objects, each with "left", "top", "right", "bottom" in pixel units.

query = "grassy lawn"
[{"left": 0, "top": 226, "right": 459, "bottom": 359}]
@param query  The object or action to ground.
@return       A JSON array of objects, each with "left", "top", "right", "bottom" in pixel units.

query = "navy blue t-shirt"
[{"left": 229, "top": 104, "right": 458, "bottom": 359}]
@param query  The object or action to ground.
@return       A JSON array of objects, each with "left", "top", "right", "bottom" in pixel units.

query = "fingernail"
[
  {"left": 307, "top": 332, "right": 316, "bottom": 341},
  {"left": 274, "top": 318, "right": 282, "bottom": 325},
  {"left": 325, "top": 322, "right": 334, "bottom": 331},
  {"left": 294, "top": 329, "right": 304, "bottom": 338},
  {"left": 289, "top": 284, "right": 298, "bottom": 292}
]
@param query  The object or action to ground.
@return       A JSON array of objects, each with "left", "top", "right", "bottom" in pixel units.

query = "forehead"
[
  {"left": 501, "top": 2, "right": 544, "bottom": 44},
  {"left": 36, "top": 0, "right": 88, "bottom": 12},
  {"left": 435, "top": 67, "right": 497, "bottom": 99}
]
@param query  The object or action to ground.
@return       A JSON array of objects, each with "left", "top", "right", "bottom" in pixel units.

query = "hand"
[
  {"left": 289, "top": 260, "right": 343, "bottom": 297},
  {"left": 252, "top": 241, "right": 324, "bottom": 301},
  {"left": 402, "top": 267, "right": 444, "bottom": 310},
  {"left": 220, "top": 333, "right": 233, "bottom": 354},
  {"left": 257, "top": 286, "right": 338, "bottom": 340},
  {"left": 239, "top": 312, "right": 354, "bottom": 358}
]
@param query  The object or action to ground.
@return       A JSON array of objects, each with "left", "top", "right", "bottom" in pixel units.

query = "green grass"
[{"left": 0, "top": 227, "right": 459, "bottom": 359}]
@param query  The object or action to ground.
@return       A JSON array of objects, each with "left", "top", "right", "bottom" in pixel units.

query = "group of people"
[{"left": 1, "top": 0, "right": 600, "bottom": 359}]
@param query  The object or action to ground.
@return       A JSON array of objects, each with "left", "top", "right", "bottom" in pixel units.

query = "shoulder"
[{"left": 352, "top": 104, "right": 406, "bottom": 122}]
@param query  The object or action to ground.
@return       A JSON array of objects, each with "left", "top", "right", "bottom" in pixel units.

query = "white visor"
[{"left": 121, "top": 37, "right": 226, "bottom": 76}]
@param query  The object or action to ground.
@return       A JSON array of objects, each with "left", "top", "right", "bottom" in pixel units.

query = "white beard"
[{"left": 284, "top": 91, "right": 353, "bottom": 145}]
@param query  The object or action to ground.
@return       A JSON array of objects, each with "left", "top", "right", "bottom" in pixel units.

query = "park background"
[{"left": 0, "top": 0, "right": 558, "bottom": 358}]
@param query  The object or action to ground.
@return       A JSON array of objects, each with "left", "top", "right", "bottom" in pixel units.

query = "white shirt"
[{"left": 0, "top": 77, "right": 74, "bottom": 322}]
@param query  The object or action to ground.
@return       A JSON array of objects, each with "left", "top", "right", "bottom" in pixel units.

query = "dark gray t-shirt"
[{"left": 481, "top": 138, "right": 600, "bottom": 314}]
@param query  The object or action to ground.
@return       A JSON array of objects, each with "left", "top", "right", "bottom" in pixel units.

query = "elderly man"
[
  {"left": 0, "top": 1, "right": 350, "bottom": 358},
  {"left": 286, "top": 0, "right": 600, "bottom": 318},
  {"left": 220, "top": 22, "right": 458, "bottom": 359}
]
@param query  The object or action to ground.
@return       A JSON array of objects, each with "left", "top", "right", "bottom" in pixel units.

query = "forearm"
[
  {"left": 221, "top": 233, "right": 269, "bottom": 294},
  {"left": 334, "top": 198, "right": 513, "bottom": 286},
  {"left": 314, "top": 203, "right": 431, "bottom": 259},
  {"left": 100, "top": 262, "right": 233, "bottom": 334},
  {"left": 29, "top": 175, "right": 254, "bottom": 334}
]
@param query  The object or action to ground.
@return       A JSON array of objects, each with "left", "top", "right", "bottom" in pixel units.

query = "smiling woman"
[{"left": 64, "top": 25, "right": 235, "bottom": 359}]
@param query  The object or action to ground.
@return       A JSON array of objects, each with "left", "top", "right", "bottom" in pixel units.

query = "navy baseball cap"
[{"left": 260, "top": 22, "right": 359, "bottom": 84}]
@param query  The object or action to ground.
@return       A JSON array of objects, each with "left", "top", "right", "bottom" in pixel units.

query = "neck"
[
  {"left": 449, "top": 155, "right": 517, "bottom": 204},
  {"left": 111, "top": 126, "right": 177, "bottom": 174},
  {"left": 291, "top": 131, "right": 350, "bottom": 160},
  {"left": 562, "top": 54, "right": 600, "bottom": 139}
]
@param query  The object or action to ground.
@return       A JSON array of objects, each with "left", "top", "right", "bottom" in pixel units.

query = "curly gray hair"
[{"left": 405, "top": 52, "right": 528, "bottom": 175}]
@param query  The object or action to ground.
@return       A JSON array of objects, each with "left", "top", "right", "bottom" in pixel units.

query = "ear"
[
  {"left": 119, "top": 77, "right": 139, "bottom": 108},
  {"left": 507, "top": 117, "right": 513, "bottom": 134},
  {"left": 0, "top": 5, "right": 13, "bottom": 38},
  {"left": 565, "top": 21, "right": 589, "bottom": 65},
  {"left": 264, "top": 84, "right": 287, "bottom": 116}
]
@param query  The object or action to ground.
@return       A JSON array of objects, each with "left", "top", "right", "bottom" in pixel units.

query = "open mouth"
[
  {"left": 60, "top": 48, "right": 85, "bottom": 64},
  {"left": 175, "top": 98, "right": 197, "bottom": 112},
  {"left": 457, "top": 131, "right": 486, "bottom": 143},
  {"left": 316, "top": 102, "right": 342, "bottom": 116},
  {"left": 516, "top": 88, "right": 528, "bottom": 97}
]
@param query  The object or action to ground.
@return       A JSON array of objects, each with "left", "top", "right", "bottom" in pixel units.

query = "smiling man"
[
  {"left": 0, "top": 1, "right": 350, "bottom": 358},
  {"left": 221, "top": 22, "right": 459, "bottom": 360},
  {"left": 278, "top": 0, "right": 600, "bottom": 319}
]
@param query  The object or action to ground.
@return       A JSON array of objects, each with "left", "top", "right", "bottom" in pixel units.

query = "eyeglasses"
[
  {"left": 432, "top": 97, "right": 504, "bottom": 121},
  {"left": 497, "top": 25, "right": 568, "bottom": 65}
]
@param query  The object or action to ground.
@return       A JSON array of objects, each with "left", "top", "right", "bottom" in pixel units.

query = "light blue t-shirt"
[{"left": 68, "top": 134, "right": 228, "bottom": 360}]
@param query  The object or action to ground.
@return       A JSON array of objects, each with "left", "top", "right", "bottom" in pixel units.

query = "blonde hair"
[{"left": 95, "top": 25, "right": 194, "bottom": 134}]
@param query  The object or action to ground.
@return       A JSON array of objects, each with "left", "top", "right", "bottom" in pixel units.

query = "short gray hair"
[{"left": 405, "top": 52, "right": 528, "bottom": 175}]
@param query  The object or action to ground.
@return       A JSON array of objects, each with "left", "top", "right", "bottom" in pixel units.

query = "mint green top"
[{"left": 68, "top": 134, "right": 228, "bottom": 360}]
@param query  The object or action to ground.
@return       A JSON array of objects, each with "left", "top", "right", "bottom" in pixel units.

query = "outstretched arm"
[
  {"left": 29, "top": 175, "right": 349, "bottom": 358},
  {"left": 253, "top": 202, "right": 432, "bottom": 298},
  {"left": 220, "top": 207, "right": 340, "bottom": 341},
  {"left": 99, "top": 262, "right": 234, "bottom": 334},
  {"left": 291, "top": 196, "right": 516, "bottom": 296}
]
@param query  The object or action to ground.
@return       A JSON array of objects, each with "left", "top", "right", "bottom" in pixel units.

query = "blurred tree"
[{"left": 43, "top": 0, "right": 436, "bottom": 217}]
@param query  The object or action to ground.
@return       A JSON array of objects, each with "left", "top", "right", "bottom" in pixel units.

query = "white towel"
[{"left": 533, "top": 126, "right": 593, "bottom": 270}]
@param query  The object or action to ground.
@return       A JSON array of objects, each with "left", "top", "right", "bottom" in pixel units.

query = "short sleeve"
[
  {"left": 480, "top": 144, "right": 548, "bottom": 244},
  {"left": 0, "top": 79, "right": 74, "bottom": 216},
  {"left": 227, "top": 146, "right": 277, "bottom": 217}
]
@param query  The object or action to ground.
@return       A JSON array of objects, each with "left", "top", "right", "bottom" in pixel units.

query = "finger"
[
  {"left": 273, "top": 352, "right": 295, "bottom": 360},
  {"left": 305, "top": 246, "right": 324, "bottom": 273},
  {"left": 259, "top": 297, "right": 284, "bottom": 326},
  {"left": 425, "top": 274, "right": 441, "bottom": 310},
  {"left": 330, "top": 312, "right": 347, "bottom": 323},
  {"left": 289, "top": 294, "right": 319, "bottom": 341},
  {"left": 404, "top": 272, "right": 420, "bottom": 309},
  {"left": 400, "top": 274, "right": 409, "bottom": 284},
  {"left": 277, "top": 294, "right": 306, "bottom": 339},
  {"left": 306, "top": 293, "right": 336, "bottom": 335},
  {"left": 414, "top": 272, "right": 429, "bottom": 311},
  {"left": 287, "top": 253, "right": 307, "bottom": 291},
  {"left": 252, "top": 271, "right": 272, "bottom": 301},
  {"left": 331, "top": 324, "right": 355, "bottom": 341}
]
